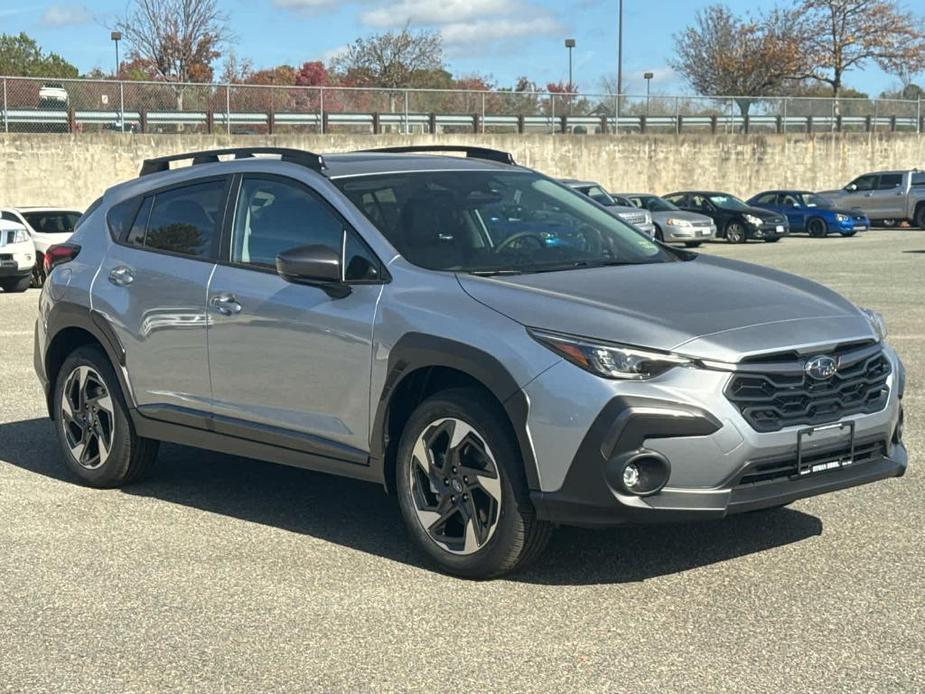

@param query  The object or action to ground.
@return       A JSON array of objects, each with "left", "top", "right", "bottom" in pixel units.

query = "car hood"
[
  {"left": 650, "top": 210, "right": 713, "bottom": 224},
  {"left": 457, "top": 255, "right": 875, "bottom": 362}
]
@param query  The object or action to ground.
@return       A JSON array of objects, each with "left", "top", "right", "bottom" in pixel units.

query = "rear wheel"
[
  {"left": 806, "top": 217, "right": 827, "bottom": 237},
  {"left": 395, "top": 388, "right": 552, "bottom": 579},
  {"left": 914, "top": 205, "right": 925, "bottom": 229},
  {"left": 725, "top": 222, "right": 747, "bottom": 243},
  {"left": 31, "top": 255, "right": 46, "bottom": 287},
  {"left": 0, "top": 276, "right": 30, "bottom": 293},
  {"left": 53, "top": 346, "right": 158, "bottom": 487}
]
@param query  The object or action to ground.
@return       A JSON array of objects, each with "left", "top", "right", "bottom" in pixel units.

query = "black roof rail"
[
  {"left": 139, "top": 147, "right": 326, "bottom": 177},
  {"left": 357, "top": 145, "right": 516, "bottom": 166}
]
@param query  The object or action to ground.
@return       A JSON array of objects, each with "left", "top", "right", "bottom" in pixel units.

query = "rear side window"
[
  {"left": 912, "top": 172, "right": 925, "bottom": 187},
  {"left": 143, "top": 180, "right": 225, "bottom": 258},
  {"left": 878, "top": 173, "right": 903, "bottom": 189}
]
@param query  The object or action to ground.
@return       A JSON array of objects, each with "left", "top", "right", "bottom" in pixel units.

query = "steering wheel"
[
  {"left": 494, "top": 232, "right": 546, "bottom": 253},
  {"left": 574, "top": 224, "right": 604, "bottom": 256}
]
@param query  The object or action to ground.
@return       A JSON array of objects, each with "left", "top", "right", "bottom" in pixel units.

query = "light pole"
[
  {"left": 565, "top": 38, "right": 576, "bottom": 93},
  {"left": 617, "top": 0, "right": 623, "bottom": 98},
  {"left": 644, "top": 71, "right": 653, "bottom": 115},
  {"left": 110, "top": 31, "right": 122, "bottom": 77}
]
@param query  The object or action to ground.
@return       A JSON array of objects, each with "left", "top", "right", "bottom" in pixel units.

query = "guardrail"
[{"left": 2, "top": 76, "right": 923, "bottom": 136}]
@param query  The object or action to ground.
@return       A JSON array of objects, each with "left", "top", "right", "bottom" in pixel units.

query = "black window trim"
[
  {"left": 217, "top": 172, "right": 390, "bottom": 285},
  {"left": 111, "top": 174, "right": 233, "bottom": 264}
]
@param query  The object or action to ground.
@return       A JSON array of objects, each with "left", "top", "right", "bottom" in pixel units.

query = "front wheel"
[
  {"left": 53, "top": 346, "right": 158, "bottom": 487},
  {"left": 806, "top": 218, "right": 827, "bottom": 237},
  {"left": 0, "top": 276, "right": 31, "bottom": 293},
  {"left": 914, "top": 205, "right": 925, "bottom": 229},
  {"left": 725, "top": 222, "right": 747, "bottom": 243},
  {"left": 31, "top": 255, "right": 46, "bottom": 288},
  {"left": 395, "top": 388, "right": 552, "bottom": 579},
  {"left": 654, "top": 226, "right": 664, "bottom": 242}
]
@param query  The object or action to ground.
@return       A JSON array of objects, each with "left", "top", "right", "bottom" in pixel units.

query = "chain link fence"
[{"left": 2, "top": 76, "right": 923, "bottom": 136}]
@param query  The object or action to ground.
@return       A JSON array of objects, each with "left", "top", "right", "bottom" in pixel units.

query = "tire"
[
  {"left": 725, "top": 221, "right": 747, "bottom": 243},
  {"left": 31, "top": 256, "right": 46, "bottom": 288},
  {"left": 654, "top": 226, "right": 664, "bottom": 242},
  {"left": 914, "top": 205, "right": 925, "bottom": 230},
  {"left": 53, "top": 345, "right": 158, "bottom": 487},
  {"left": 0, "top": 276, "right": 31, "bottom": 293},
  {"left": 395, "top": 387, "right": 552, "bottom": 579},
  {"left": 684, "top": 241, "right": 702, "bottom": 248},
  {"left": 806, "top": 217, "right": 827, "bottom": 237}
]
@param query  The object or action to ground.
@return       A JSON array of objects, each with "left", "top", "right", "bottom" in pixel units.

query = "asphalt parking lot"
[{"left": 0, "top": 230, "right": 922, "bottom": 693}]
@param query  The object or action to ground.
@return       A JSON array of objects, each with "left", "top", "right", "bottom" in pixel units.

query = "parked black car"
[{"left": 663, "top": 191, "right": 789, "bottom": 243}]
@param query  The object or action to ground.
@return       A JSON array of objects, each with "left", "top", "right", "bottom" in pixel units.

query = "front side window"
[
  {"left": 144, "top": 180, "right": 225, "bottom": 258},
  {"left": 850, "top": 175, "right": 877, "bottom": 191},
  {"left": 22, "top": 211, "right": 81, "bottom": 234},
  {"left": 335, "top": 171, "right": 672, "bottom": 275}
]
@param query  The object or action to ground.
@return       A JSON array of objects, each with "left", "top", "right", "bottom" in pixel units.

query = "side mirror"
[
  {"left": 846, "top": 183, "right": 857, "bottom": 192},
  {"left": 276, "top": 244, "right": 351, "bottom": 299}
]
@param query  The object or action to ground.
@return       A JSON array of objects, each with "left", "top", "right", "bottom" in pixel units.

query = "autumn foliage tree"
[
  {"left": 671, "top": 5, "right": 807, "bottom": 116},
  {"left": 797, "top": 0, "right": 925, "bottom": 101}
]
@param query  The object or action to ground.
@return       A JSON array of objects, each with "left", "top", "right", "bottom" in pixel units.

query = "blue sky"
[{"left": 0, "top": 0, "right": 900, "bottom": 96}]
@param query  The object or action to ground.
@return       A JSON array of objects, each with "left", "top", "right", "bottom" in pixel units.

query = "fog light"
[{"left": 623, "top": 463, "right": 640, "bottom": 489}]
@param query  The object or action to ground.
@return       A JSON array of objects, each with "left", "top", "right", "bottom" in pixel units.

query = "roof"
[{"left": 323, "top": 152, "right": 518, "bottom": 179}]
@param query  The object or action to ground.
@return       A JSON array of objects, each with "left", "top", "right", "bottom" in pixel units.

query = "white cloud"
[
  {"left": 361, "top": 0, "right": 519, "bottom": 28},
  {"left": 41, "top": 4, "right": 92, "bottom": 27},
  {"left": 440, "top": 15, "right": 561, "bottom": 46}
]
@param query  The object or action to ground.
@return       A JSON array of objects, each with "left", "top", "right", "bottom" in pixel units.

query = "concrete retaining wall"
[{"left": 1, "top": 132, "right": 923, "bottom": 209}]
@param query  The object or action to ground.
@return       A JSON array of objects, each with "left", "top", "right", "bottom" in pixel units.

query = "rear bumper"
[{"left": 533, "top": 440, "right": 907, "bottom": 527}]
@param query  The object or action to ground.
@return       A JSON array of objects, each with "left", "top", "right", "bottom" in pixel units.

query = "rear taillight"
[{"left": 44, "top": 244, "right": 81, "bottom": 274}]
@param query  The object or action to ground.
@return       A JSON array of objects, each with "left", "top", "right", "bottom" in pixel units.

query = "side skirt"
[{"left": 131, "top": 408, "right": 383, "bottom": 486}]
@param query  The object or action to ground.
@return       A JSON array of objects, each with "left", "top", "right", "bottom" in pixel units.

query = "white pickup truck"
[{"left": 820, "top": 169, "right": 925, "bottom": 228}]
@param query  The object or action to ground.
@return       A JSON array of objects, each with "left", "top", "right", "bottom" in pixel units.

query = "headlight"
[
  {"left": 666, "top": 218, "right": 692, "bottom": 227},
  {"left": 744, "top": 214, "right": 763, "bottom": 226},
  {"left": 11, "top": 229, "right": 29, "bottom": 244},
  {"left": 835, "top": 213, "right": 849, "bottom": 222},
  {"left": 860, "top": 308, "right": 887, "bottom": 341},
  {"left": 529, "top": 328, "right": 693, "bottom": 380}
]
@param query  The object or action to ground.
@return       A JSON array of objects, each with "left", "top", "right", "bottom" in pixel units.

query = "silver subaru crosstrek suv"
[{"left": 35, "top": 146, "right": 908, "bottom": 579}]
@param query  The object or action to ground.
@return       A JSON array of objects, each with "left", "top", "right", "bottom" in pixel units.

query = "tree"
[
  {"left": 330, "top": 26, "right": 444, "bottom": 90},
  {"left": 0, "top": 33, "right": 78, "bottom": 78},
  {"left": 114, "top": 0, "right": 229, "bottom": 85},
  {"left": 670, "top": 5, "right": 807, "bottom": 116},
  {"left": 798, "top": 0, "right": 925, "bottom": 101}
]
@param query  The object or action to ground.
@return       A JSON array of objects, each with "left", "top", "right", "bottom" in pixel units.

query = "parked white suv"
[
  {"left": 0, "top": 220, "right": 36, "bottom": 293},
  {"left": 1, "top": 207, "right": 83, "bottom": 286}
]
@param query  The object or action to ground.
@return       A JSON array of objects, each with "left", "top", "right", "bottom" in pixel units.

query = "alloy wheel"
[
  {"left": 61, "top": 366, "right": 115, "bottom": 470},
  {"left": 407, "top": 417, "right": 502, "bottom": 556},
  {"left": 726, "top": 223, "right": 745, "bottom": 243}
]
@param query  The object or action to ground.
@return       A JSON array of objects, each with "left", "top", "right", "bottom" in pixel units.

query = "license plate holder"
[
  {"left": 794, "top": 421, "right": 856, "bottom": 478},
  {"left": 775, "top": 225, "right": 785, "bottom": 232}
]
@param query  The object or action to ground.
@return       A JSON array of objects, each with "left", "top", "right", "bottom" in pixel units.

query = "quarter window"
[{"left": 143, "top": 180, "right": 225, "bottom": 258}]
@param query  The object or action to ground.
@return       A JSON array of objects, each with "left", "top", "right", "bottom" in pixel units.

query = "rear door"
[
  {"left": 866, "top": 172, "right": 905, "bottom": 218},
  {"left": 92, "top": 177, "right": 230, "bottom": 419},
  {"left": 205, "top": 173, "right": 384, "bottom": 457}
]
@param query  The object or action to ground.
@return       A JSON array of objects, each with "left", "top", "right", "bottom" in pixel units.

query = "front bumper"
[
  {"left": 747, "top": 222, "right": 789, "bottom": 239},
  {"left": 523, "top": 348, "right": 906, "bottom": 527},
  {"left": 664, "top": 223, "right": 716, "bottom": 242},
  {"left": 0, "top": 244, "right": 35, "bottom": 277}
]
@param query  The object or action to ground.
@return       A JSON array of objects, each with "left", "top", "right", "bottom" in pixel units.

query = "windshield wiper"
[{"left": 468, "top": 268, "right": 526, "bottom": 276}]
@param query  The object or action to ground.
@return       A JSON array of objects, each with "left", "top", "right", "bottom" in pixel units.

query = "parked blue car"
[{"left": 747, "top": 190, "right": 869, "bottom": 237}]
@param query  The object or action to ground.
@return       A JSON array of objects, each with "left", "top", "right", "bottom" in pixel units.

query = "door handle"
[
  {"left": 108, "top": 266, "right": 135, "bottom": 287},
  {"left": 209, "top": 293, "right": 242, "bottom": 316}
]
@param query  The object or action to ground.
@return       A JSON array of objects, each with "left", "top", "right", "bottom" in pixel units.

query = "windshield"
[
  {"left": 801, "top": 193, "right": 831, "bottom": 208},
  {"left": 707, "top": 195, "right": 751, "bottom": 211},
  {"left": 23, "top": 211, "right": 81, "bottom": 233},
  {"left": 335, "top": 171, "right": 674, "bottom": 274},
  {"left": 632, "top": 195, "right": 677, "bottom": 212},
  {"left": 580, "top": 185, "right": 617, "bottom": 207}
]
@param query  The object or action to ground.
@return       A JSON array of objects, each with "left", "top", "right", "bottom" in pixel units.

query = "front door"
[
  {"left": 206, "top": 174, "right": 384, "bottom": 457},
  {"left": 91, "top": 178, "right": 228, "bottom": 415}
]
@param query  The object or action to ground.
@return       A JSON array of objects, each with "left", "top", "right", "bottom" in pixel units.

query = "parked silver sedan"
[
  {"left": 560, "top": 179, "right": 656, "bottom": 237},
  {"left": 618, "top": 194, "right": 716, "bottom": 247}
]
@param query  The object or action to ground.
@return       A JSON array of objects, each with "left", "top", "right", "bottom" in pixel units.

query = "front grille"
[
  {"left": 725, "top": 344, "right": 891, "bottom": 432},
  {"left": 0, "top": 254, "right": 12, "bottom": 261},
  {"left": 691, "top": 221, "right": 712, "bottom": 228},
  {"left": 736, "top": 439, "right": 886, "bottom": 487},
  {"left": 621, "top": 213, "right": 647, "bottom": 226}
]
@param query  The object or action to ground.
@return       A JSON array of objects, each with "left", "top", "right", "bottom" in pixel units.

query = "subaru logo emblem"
[{"left": 805, "top": 355, "right": 838, "bottom": 380}]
